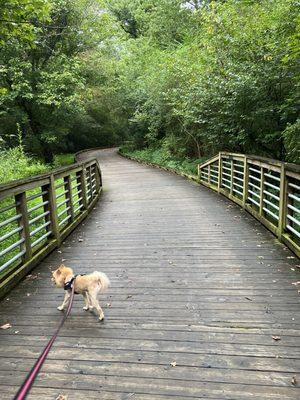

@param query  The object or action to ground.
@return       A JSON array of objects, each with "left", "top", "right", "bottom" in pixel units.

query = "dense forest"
[{"left": 0, "top": 0, "right": 299, "bottom": 167}]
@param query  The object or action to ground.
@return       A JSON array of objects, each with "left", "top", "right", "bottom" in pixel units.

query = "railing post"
[
  {"left": 64, "top": 175, "right": 74, "bottom": 222},
  {"left": 217, "top": 152, "right": 222, "bottom": 193},
  {"left": 15, "top": 192, "right": 32, "bottom": 262},
  {"left": 43, "top": 175, "right": 60, "bottom": 244},
  {"left": 230, "top": 159, "right": 234, "bottom": 196},
  {"left": 278, "top": 164, "right": 287, "bottom": 240},
  {"left": 94, "top": 163, "right": 102, "bottom": 192},
  {"left": 208, "top": 164, "right": 211, "bottom": 185},
  {"left": 259, "top": 167, "right": 265, "bottom": 216},
  {"left": 242, "top": 156, "right": 248, "bottom": 208},
  {"left": 77, "top": 167, "right": 88, "bottom": 210}
]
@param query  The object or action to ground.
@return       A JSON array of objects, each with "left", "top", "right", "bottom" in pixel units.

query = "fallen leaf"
[
  {"left": 291, "top": 376, "right": 297, "bottom": 386},
  {"left": 106, "top": 303, "right": 111, "bottom": 307},
  {"left": 26, "top": 274, "right": 38, "bottom": 280},
  {"left": 170, "top": 361, "right": 177, "bottom": 367},
  {"left": 0, "top": 323, "right": 12, "bottom": 330},
  {"left": 56, "top": 395, "right": 68, "bottom": 400},
  {"left": 245, "top": 297, "right": 253, "bottom": 301},
  {"left": 272, "top": 336, "right": 281, "bottom": 341}
]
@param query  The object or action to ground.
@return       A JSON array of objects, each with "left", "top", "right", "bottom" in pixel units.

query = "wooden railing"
[
  {"left": 198, "top": 152, "right": 300, "bottom": 257},
  {"left": 0, "top": 157, "right": 102, "bottom": 297}
]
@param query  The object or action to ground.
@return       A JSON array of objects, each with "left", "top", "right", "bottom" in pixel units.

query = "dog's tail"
[{"left": 91, "top": 271, "right": 110, "bottom": 292}]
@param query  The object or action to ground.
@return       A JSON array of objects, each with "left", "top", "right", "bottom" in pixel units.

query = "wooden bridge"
[{"left": 0, "top": 148, "right": 300, "bottom": 399}]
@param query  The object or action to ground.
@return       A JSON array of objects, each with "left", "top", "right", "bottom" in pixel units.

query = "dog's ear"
[{"left": 55, "top": 269, "right": 61, "bottom": 275}]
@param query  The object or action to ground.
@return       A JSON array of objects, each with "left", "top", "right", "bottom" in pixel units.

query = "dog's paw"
[
  {"left": 99, "top": 314, "right": 105, "bottom": 321},
  {"left": 57, "top": 306, "right": 64, "bottom": 311},
  {"left": 83, "top": 306, "right": 89, "bottom": 311}
]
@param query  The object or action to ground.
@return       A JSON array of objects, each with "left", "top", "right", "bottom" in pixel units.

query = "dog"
[{"left": 51, "top": 264, "right": 110, "bottom": 321}]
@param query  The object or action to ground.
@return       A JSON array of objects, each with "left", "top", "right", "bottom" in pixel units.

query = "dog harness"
[{"left": 64, "top": 274, "right": 85, "bottom": 293}]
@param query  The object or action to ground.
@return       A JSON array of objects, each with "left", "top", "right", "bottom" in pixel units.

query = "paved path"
[{"left": 0, "top": 148, "right": 299, "bottom": 399}]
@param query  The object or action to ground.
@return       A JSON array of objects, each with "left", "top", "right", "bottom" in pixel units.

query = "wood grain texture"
[{"left": 0, "top": 148, "right": 299, "bottom": 399}]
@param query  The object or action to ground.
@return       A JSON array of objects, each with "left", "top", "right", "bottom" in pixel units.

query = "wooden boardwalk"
[{"left": 0, "top": 148, "right": 299, "bottom": 400}]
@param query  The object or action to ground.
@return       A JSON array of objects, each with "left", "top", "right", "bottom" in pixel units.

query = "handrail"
[
  {"left": 198, "top": 152, "right": 300, "bottom": 258},
  {"left": 0, "top": 155, "right": 102, "bottom": 298}
]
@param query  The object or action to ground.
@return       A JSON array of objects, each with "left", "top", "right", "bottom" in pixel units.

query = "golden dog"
[{"left": 52, "top": 264, "right": 110, "bottom": 321}]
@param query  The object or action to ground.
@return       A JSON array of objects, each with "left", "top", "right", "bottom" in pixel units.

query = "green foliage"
[
  {"left": 103, "top": 0, "right": 300, "bottom": 163},
  {"left": 53, "top": 153, "right": 75, "bottom": 168},
  {"left": 0, "top": 0, "right": 51, "bottom": 44},
  {"left": 0, "top": 0, "right": 299, "bottom": 165},
  {"left": 0, "top": 147, "right": 48, "bottom": 184},
  {"left": 120, "top": 144, "right": 205, "bottom": 176},
  {"left": 0, "top": 147, "right": 75, "bottom": 184}
]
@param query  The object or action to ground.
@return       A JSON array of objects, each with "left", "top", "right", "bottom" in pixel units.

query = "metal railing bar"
[
  {"left": 287, "top": 204, "right": 300, "bottom": 214},
  {"left": 74, "top": 204, "right": 84, "bottom": 214},
  {"left": 248, "top": 189, "right": 260, "bottom": 199},
  {"left": 0, "top": 250, "right": 26, "bottom": 273},
  {"left": 27, "top": 201, "right": 48, "bottom": 214},
  {"left": 26, "top": 190, "right": 48, "bottom": 202},
  {"left": 249, "top": 174, "right": 261, "bottom": 183},
  {"left": 0, "top": 202, "right": 20, "bottom": 214},
  {"left": 288, "top": 182, "right": 300, "bottom": 191},
  {"left": 263, "top": 190, "right": 279, "bottom": 201},
  {"left": 58, "top": 214, "right": 71, "bottom": 227},
  {"left": 249, "top": 167, "right": 261, "bottom": 174},
  {"left": 55, "top": 181, "right": 65, "bottom": 190},
  {"left": 0, "top": 226, "right": 23, "bottom": 243},
  {"left": 233, "top": 181, "right": 244, "bottom": 190},
  {"left": 264, "top": 181, "right": 280, "bottom": 191},
  {"left": 287, "top": 214, "right": 300, "bottom": 227},
  {"left": 29, "top": 211, "right": 49, "bottom": 225},
  {"left": 31, "top": 231, "right": 52, "bottom": 248},
  {"left": 222, "top": 171, "right": 231, "bottom": 179},
  {"left": 29, "top": 221, "right": 51, "bottom": 237},
  {"left": 233, "top": 175, "right": 244, "bottom": 183},
  {"left": 56, "top": 189, "right": 68, "bottom": 200},
  {"left": 263, "top": 198, "right": 279, "bottom": 211},
  {"left": 248, "top": 182, "right": 260, "bottom": 191},
  {"left": 222, "top": 183, "right": 231, "bottom": 190},
  {"left": 232, "top": 188, "right": 243, "bottom": 195},
  {"left": 264, "top": 173, "right": 280, "bottom": 182},
  {"left": 288, "top": 193, "right": 300, "bottom": 203},
  {"left": 263, "top": 207, "right": 279, "bottom": 220},
  {"left": 58, "top": 206, "right": 71, "bottom": 218},
  {"left": 0, "top": 238, "right": 25, "bottom": 257},
  {"left": 0, "top": 214, "right": 21, "bottom": 229},
  {"left": 248, "top": 196, "right": 260, "bottom": 207},
  {"left": 56, "top": 198, "right": 69, "bottom": 209},
  {"left": 286, "top": 224, "right": 300, "bottom": 239}
]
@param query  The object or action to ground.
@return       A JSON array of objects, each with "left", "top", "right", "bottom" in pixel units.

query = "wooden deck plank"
[{"left": 0, "top": 148, "right": 299, "bottom": 399}]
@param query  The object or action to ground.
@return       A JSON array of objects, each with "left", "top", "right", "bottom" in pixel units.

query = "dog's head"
[{"left": 51, "top": 264, "right": 74, "bottom": 288}]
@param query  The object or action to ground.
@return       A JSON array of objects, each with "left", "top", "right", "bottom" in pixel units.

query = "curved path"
[{"left": 0, "top": 148, "right": 299, "bottom": 399}]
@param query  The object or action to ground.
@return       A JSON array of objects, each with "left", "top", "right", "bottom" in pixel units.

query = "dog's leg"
[
  {"left": 82, "top": 292, "right": 90, "bottom": 311},
  {"left": 57, "top": 291, "right": 71, "bottom": 311},
  {"left": 89, "top": 290, "right": 105, "bottom": 321}
]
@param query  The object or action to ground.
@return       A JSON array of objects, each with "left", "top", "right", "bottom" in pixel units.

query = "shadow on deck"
[{"left": 0, "top": 148, "right": 299, "bottom": 399}]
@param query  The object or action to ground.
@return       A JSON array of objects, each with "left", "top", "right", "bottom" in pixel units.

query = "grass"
[
  {"left": 119, "top": 146, "right": 205, "bottom": 177},
  {"left": 0, "top": 148, "right": 75, "bottom": 185},
  {"left": 0, "top": 148, "right": 76, "bottom": 279}
]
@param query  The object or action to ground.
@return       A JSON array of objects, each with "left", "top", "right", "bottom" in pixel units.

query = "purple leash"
[{"left": 13, "top": 282, "right": 76, "bottom": 400}]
